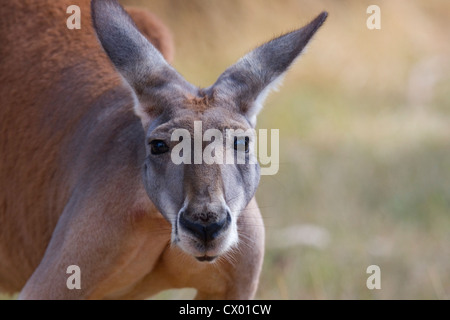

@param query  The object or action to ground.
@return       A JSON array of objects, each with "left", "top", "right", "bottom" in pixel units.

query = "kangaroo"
[{"left": 0, "top": 0, "right": 327, "bottom": 299}]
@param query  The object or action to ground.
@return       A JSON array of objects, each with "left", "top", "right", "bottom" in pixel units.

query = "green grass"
[{"left": 0, "top": 293, "right": 17, "bottom": 300}]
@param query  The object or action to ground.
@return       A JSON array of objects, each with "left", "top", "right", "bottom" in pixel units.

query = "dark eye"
[
  {"left": 234, "top": 136, "right": 250, "bottom": 153},
  {"left": 149, "top": 140, "right": 169, "bottom": 155}
]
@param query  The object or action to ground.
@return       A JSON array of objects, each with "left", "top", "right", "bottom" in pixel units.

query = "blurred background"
[{"left": 118, "top": 0, "right": 450, "bottom": 299}]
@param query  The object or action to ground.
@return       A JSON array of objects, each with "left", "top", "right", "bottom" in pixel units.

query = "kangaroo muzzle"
[{"left": 174, "top": 201, "right": 237, "bottom": 262}]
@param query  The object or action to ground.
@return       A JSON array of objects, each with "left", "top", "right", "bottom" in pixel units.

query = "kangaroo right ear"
[{"left": 91, "top": 0, "right": 194, "bottom": 128}]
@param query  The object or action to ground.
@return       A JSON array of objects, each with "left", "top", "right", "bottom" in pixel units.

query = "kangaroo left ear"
[{"left": 210, "top": 12, "right": 328, "bottom": 127}]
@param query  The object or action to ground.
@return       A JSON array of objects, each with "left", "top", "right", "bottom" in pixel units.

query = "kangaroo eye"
[
  {"left": 234, "top": 136, "right": 250, "bottom": 153},
  {"left": 150, "top": 140, "right": 169, "bottom": 155}
]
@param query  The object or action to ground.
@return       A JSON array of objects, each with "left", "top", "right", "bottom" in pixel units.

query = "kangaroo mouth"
[{"left": 195, "top": 255, "right": 218, "bottom": 262}]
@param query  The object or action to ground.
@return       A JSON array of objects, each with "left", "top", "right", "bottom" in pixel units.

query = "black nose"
[{"left": 179, "top": 212, "right": 230, "bottom": 242}]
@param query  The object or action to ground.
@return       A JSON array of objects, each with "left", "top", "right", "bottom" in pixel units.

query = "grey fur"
[{"left": 91, "top": 0, "right": 196, "bottom": 108}]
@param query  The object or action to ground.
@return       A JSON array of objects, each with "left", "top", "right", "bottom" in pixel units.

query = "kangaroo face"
[
  {"left": 142, "top": 100, "right": 260, "bottom": 261},
  {"left": 92, "top": 0, "right": 327, "bottom": 262}
]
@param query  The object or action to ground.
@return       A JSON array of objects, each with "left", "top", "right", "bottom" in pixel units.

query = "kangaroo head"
[{"left": 92, "top": 0, "right": 327, "bottom": 262}]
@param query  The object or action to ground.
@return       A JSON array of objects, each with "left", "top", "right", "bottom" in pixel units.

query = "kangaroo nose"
[{"left": 179, "top": 211, "right": 230, "bottom": 242}]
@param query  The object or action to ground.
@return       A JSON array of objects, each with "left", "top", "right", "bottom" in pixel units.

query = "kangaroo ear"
[
  {"left": 91, "top": 0, "right": 194, "bottom": 128},
  {"left": 211, "top": 12, "right": 328, "bottom": 127}
]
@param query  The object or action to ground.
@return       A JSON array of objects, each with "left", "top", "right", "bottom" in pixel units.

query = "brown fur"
[
  {"left": 185, "top": 95, "right": 213, "bottom": 112},
  {"left": 0, "top": 0, "right": 264, "bottom": 299}
]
